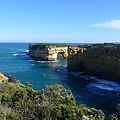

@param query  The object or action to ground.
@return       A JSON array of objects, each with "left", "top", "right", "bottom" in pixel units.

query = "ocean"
[{"left": 0, "top": 42, "right": 120, "bottom": 116}]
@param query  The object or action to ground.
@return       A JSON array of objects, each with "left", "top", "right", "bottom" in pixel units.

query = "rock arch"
[{"left": 29, "top": 44, "right": 68, "bottom": 61}]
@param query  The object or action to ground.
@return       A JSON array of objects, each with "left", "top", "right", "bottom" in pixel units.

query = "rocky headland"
[
  {"left": 67, "top": 43, "right": 120, "bottom": 83},
  {"left": 29, "top": 43, "right": 68, "bottom": 61}
]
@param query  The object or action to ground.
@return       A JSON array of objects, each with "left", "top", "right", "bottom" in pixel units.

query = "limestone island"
[{"left": 29, "top": 43, "right": 68, "bottom": 61}]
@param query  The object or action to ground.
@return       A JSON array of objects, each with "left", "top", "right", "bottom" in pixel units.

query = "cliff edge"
[{"left": 67, "top": 43, "right": 120, "bottom": 83}]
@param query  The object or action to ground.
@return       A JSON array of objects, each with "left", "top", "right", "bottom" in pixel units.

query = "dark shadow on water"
[{"left": 55, "top": 66, "right": 120, "bottom": 117}]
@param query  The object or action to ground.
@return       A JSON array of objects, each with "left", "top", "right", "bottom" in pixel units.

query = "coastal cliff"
[
  {"left": 29, "top": 43, "right": 68, "bottom": 61},
  {"left": 67, "top": 43, "right": 120, "bottom": 83}
]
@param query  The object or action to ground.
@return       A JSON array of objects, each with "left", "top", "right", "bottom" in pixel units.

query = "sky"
[{"left": 0, "top": 0, "right": 120, "bottom": 43}]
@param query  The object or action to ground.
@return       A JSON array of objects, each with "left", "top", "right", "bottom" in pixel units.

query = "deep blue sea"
[{"left": 0, "top": 43, "right": 120, "bottom": 116}]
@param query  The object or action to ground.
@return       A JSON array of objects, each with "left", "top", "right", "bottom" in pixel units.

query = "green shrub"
[
  {"left": 0, "top": 82, "right": 108, "bottom": 120},
  {"left": 116, "top": 104, "right": 120, "bottom": 118},
  {"left": 0, "top": 93, "right": 12, "bottom": 104}
]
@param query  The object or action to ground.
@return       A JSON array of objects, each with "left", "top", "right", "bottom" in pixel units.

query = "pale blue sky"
[{"left": 0, "top": 0, "right": 120, "bottom": 43}]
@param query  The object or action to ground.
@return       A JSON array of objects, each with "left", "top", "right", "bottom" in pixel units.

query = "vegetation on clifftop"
[
  {"left": 77, "top": 43, "right": 120, "bottom": 58},
  {"left": 29, "top": 43, "right": 68, "bottom": 51},
  {"left": 78, "top": 43, "right": 120, "bottom": 48}
]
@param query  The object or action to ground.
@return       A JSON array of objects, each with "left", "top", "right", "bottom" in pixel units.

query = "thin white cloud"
[{"left": 90, "top": 19, "right": 120, "bottom": 30}]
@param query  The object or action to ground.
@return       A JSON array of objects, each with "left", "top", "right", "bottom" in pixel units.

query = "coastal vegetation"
[
  {"left": 77, "top": 43, "right": 120, "bottom": 57},
  {"left": 0, "top": 75, "right": 119, "bottom": 120},
  {"left": 29, "top": 43, "right": 68, "bottom": 51},
  {"left": 78, "top": 43, "right": 120, "bottom": 48}
]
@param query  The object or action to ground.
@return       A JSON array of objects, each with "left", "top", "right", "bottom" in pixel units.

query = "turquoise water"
[{"left": 0, "top": 43, "right": 120, "bottom": 116}]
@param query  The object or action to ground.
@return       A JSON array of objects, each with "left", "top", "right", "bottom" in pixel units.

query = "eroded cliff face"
[
  {"left": 29, "top": 44, "right": 68, "bottom": 61},
  {"left": 68, "top": 43, "right": 120, "bottom": 83}
]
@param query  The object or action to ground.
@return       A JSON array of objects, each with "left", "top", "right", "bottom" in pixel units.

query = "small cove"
[{"left": 0, "top": 43, "right": 120, "bottom": 116}]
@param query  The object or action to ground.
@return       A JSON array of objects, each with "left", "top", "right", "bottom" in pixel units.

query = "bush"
[
  {"left": 0, "top": 82, "right": 107, "bottom": 120},
  {"left": 0, "top": 93, "right": 12, "bottom": 104},
  {"left": 116, "top": 104, "right": 120, "bottom": 118}
]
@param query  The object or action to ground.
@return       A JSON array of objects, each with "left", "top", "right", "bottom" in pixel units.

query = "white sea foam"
[
  {"left": 89, "top": 83, "right": 115, "bottom": 91},
  {"left": 37, "top": 60, "right": 59, "bottom": 63},
  {"left": 90, "top": 79, "right": 120, "bottom": 91},
  {"left": 31, "top": 64, "right": 35, "bottom": 66},
  {"left": 37, "top": 61, "right": 45, "bottom": 63},
  {"left": 68, "top": 71, "right": 120, "bottom": 92},
  {"left": 28, "top": 60, "right": 35, "bottom": 62},
  {"left": 13, "top": 53, "right": 18, "bottom": 56},
  {"left": 19, "top": 49, "right": 29, "bottom": 53},
  {"left": 25, "top": 50, "right": 29, "bottom": 52}
]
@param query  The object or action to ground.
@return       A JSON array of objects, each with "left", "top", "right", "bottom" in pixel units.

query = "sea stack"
[{"left": 29, "top": 43, "right": 68, "bottom": 61}]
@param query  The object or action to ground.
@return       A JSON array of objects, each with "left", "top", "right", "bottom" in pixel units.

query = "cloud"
[{"left": 90, "top": 19, "right": 120, "bottom": 30}]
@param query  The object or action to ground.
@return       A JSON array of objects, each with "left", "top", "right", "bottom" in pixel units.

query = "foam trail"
[
  {"left": 13, "top": 53, "right": 18, "bottom": 56},
  {"left": 19, "top": 49, "right": 29, "bottom": 53},
  {"left": 37, "top": 60, "right": 59, "bottom": 63},
  {"left": 68, "top": 71, "right": 120, "bottom": 92},
  {"left": 25, "top": 50, "right": 29, "bottom": 52},
  {"left": 28, "top": 60, "right": 35, "bottom": 62}
]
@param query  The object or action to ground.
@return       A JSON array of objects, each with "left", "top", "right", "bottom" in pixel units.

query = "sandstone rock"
[
  {"left": 29, "top": 44, "right": 68, "bottom": 61},
  {"left": 0, "top": 72, "right": 8, "bottom": 82}
]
